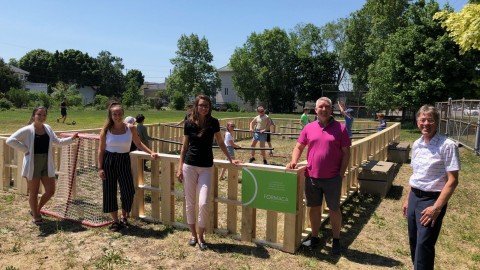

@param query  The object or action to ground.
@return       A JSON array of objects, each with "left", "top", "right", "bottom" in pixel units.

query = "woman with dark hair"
[
  {"left": 402, "top": 104, "right": 460, "bottom": 269},
  {"left": 98, "top": 102, "right": 158, "bottom": 232},
  {"left": 177, "top": 95, "right": 239, "bottom": 250},
  {"left": 7, "top": 106, "right": 78, "bottom": 225}
]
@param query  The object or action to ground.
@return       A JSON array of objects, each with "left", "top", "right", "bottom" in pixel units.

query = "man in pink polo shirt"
[{"left": 286, "top": 97, "right": 351, "bottom": 255}]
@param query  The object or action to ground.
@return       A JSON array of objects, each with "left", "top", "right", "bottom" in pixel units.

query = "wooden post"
[
  {"left": 151, "top": 157, "right": 160, "bottom": 221},
  {"left": 130, "top": 153, "right": 143, "bottom": 218},
  {"left": 241, "top": 206, "right": 256, "bottom": 241},
  {"left": 161, "top": 160, "right": 174, "bottom": 225},
  {"left": 227, "top": 166, "right": 238, "bottom": 234}
]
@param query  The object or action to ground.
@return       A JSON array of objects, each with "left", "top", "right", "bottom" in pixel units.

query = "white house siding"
[
  {"left": 141, "top": 82, "right": 166, "bottom": 98},
  {"left": 78, "top": 86, "right": 96, "bottom": 105},
  {"left": 216, "top": 67, "right": 256, "bottom": 111},
  {"left": 25, "top": 82, "right": 48, "bottom": 94}
]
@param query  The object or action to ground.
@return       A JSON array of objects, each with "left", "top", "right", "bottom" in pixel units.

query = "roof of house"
[
  {"left": 218, "top": 65, "right": 233, "bottom": 72},
  {"left": 9, "top": 65, "right": 29, "bottom": 75}
]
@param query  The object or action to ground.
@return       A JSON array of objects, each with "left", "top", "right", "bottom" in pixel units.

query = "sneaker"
[
  {"left": 263, "top": 159, "right": 268, "bottom": 165},
  {"left": 302, "top": 236, "right": 320, "bottom": 248},
  {"left": 331, "top": 239, "right": 341, "bottom": 255},
  {"left": 249, "top": 157, "right": 256, "bottom": 163}
]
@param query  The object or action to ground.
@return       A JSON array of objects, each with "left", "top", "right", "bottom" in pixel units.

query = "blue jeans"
[{"left": 407, "top": 190, "right": 447, "bottom": 270}]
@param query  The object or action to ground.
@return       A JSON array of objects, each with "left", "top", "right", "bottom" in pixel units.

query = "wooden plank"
[
  {"left": 241, "top": 206, "right": 256, "bottom": 241},
  {"left": 17, "top": 152, "right": 27, "bottom": 195},
  {"left": 266, "top": 211, "right": 278, "bottom": 243},
  {"left": 160, "top": 160, "right": 173, "bottom": 225},
  {"left": 227, "top": 167, "right": 238, "bottom": 234},
  {"left": 0, "top": 140, "right": 7, "bottom": 191},
  {"left": 150, "top": 158, "right": 160, "bottom": 221},
  {"left": 130, "top": 154, "right": 143, "bottom": 218}
]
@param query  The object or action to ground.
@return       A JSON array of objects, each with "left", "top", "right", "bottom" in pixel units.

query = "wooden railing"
[{"left": 0, "top": 118, "right": 400, "bottom": 253}]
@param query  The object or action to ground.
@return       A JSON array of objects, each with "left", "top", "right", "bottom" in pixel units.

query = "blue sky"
[{"left": 0, "top": 0, "right": 466, "bottom": 83}]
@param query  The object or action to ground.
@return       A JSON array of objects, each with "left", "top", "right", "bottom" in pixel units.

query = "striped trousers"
[{"left": 102, "top": 151, "right": 135, "bottom": 213}]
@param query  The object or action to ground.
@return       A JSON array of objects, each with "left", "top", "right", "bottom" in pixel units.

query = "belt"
[{"left": 411, "top": 187, "right": 441, "bottom": 198}]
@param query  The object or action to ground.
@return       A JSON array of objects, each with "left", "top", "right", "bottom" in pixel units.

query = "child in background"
[
  {"left": 219, "top": 121, "right": 242, "bottom": 179},
  {"left": 299, "top": 107, "right": 311, "bottom": 129},
  {"left": 135, "top": 114, "right": 154, "bottom": 172},
  {"left": 377, "top": 113, "right": 387, "bottom": 131},
  {"left": 124, "top": 116, "right": 137, "bottom": 152},
  {"left": 265, "top": 110, "right": 274, "bottom": 156},
  {"left": 249, "top": 106, "right": 271, "bottom": 164}
]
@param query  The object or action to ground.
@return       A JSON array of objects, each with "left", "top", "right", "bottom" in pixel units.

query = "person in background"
[
  {"left": 249, "top": 106, "right": 271, "bottom": 164},
  {"left": 265, "top": 110, "right": 275, "bottom": 156},
  {"left": 402, "top": 105, "right": 460, "bottom": 270},
  {"left": 124, "top": 116, "right": 137, "bottom": 152},
  {"left": 377, "top": 113, "right": 387, "bottom": 131},
  {"left": 98, "top": 103, "right": 158, "bottom": 232},
  {"left": 7, "top": 106, "right": 78, "bottom": 225},
  {"left": 286, "top": 97, "right": 351, "bottom": 255},
  {"left": 57, "top": 97, "right": 68, "bottom": 123},
  {"left": 177, "top": 103, "right": 194, "bottom": 126},
  {"left": 219, "top": 121, "right": 242, "bottom": 180},
  {"left": 135, "top": 114, "right": 154, "bottom": 172},
  {"left": 177, "top": 95, "right": 239, "bottom": 251},
  {"left": 300, "top": 107, "right": 311, "bottom": 129},
  {"left": 337, "top": 101, "right": 354, "bottom": 139}
]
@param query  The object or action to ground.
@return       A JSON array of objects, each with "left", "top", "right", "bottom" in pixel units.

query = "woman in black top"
[{"left": 177, "top": 95, "right": 238, "bottom": 250}]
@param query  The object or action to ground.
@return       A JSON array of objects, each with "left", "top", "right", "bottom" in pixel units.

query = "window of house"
[{"left": 224, "top": 88, "right": 228, "bottom": 95}]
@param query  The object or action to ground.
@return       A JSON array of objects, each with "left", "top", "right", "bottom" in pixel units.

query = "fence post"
[{"left": 476, "top": 119, "right": 480, "bottom": 156}]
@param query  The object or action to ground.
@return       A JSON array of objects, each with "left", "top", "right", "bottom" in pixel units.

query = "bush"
[
  {"left": 6, "top": 88, "right": 29, "bottom": 108},
  {"left": 94, "top": 95, "right": 109, "bottom": 110},
  {"left": 0, "top": 98, "right": 13, "bottom": 110},
  {"left": 171, "top": 91, "right": 186, "bottom": 110},
  {"left": 225, "top": 102, "right": 240, "bottom": 112},
  {"left": 28, "top": 92, "right": 52, "bottom": 108}
]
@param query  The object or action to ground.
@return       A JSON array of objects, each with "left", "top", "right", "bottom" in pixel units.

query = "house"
[
  {"left": 141, "top": 82, "right": 166, "bottom": 98},
  {"left": 215, "top": 65, "right": 256, "bottom": 111},
  {"left": 78, "top": 86, "right": 96, "bottom": 105},
  {"left": 9, "top": 65, "right": 29, "bottom": 82}
]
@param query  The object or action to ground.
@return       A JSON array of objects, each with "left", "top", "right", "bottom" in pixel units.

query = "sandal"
[
  {"left": 32, "top": 218, "right": 43, "bottom": 225},
  {"left": 120, "top": 217, "right": 129, "bottom": 227},
  {"left": 188, "top": 237, "right": 198, "bottom": 247},
  {"left": 199, "top": 241, "right": 208, "bottom": 251},
  {"left": 109, "top": 222, "right": 123, "bottom": 232}
]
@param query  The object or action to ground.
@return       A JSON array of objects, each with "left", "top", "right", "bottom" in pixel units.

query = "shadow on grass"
[
  {"left": 297, "top": 193, "right": 403, "bottom": 268},
  {"left": 119, "top": 223, "right": 174, "bottom": 239},
  {"left": 37, "top": 218, "right": 87, "bottom": 237},
  {"left": 208, "top": 243, "right": 270, "bottom": 259}
]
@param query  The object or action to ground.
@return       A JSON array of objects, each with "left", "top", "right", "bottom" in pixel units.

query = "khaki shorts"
[{"left": 33, "top": 153, "right": 48, "bottom": 178}]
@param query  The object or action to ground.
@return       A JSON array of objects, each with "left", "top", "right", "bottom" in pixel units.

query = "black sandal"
[
  {"left": 109, "top": 222, "right": 122, "bottom": 232},
  {"left": 120, "top": 217, "right": 129, "bottom": 227},
  {"left": 188, "top": 237, "right": 198, "bottom": 246}
]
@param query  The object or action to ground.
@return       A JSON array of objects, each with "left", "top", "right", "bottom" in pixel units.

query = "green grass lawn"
[{"left": 0, "top": 107, "right": 300, "bottom": 135}]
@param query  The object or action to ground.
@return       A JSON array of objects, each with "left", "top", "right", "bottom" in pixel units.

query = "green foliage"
[
  {"left": 434, "top": 4, "right": 480, "bottom": 54},
  {"left": 5, "top": 266, "right": 20, "bottom": 270},
  {"left": 122, "top": 78, "right": 141, "bottom": 108},
  {"left": 224, "top": 102, "right": 240, "bottom": 112},
  {"left": 28, "top": 91, "right": 52, "bottom": 108},
  {"left": 51, "top": 49, "right": 99, "bottom": 87},
  {"left": 6, "top": 88, "right": 29, "bottom": 108},
  {"left": 167, "top": 33, "right": 221, "bottom": 97},
  {"left": 18, "top": 49, "right": 54, "bottom": 84},
  {"left": 171, "top": 91, "right": 186, "bottom": 110},
  {"left": 50, "top": 82, "right": 83, "bottom": 106},
  {"left": 0, "top": 58, "right": 22, "bottom": 93},
  {"left": 0, "top": 98, "right": 13, "bottom": 110},
  {"left": 366, "top": 1, "right": 480, "bottom": 112},
  {"left": 94, "top": 94, "right": 110, "bottom": 110},
  {"left": 96, "top": 50, "right": 125, "bottom": 97},
  {"left": 125, "top": 69, "right": 144, "bottom": 88}
]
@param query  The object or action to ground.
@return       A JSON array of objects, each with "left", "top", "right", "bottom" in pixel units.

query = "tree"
[
  {"left": 122, "top": 78, "right": 141, "bottom": 108},
  {"left": 167, "top": 34, "right": 221, "bottom": 98},
  {"left": 0, "top": 58, "right": 22, "bottom": 93},
  {"left": 96, "top": 51, "right": 125, "bottom": 97},
  {"left": 342, "top": 0, "right": 409, "bottom": 92},
  {"left": 18, "top": 49, "right": 54, "bottom": 84},
  {"left": 434, "top": 4, "right": 480, "bottom": 54},
  {"left": 8, "top": 58, "right": 19, "bottom": 67},
  {"left": 230, "top": 28, "right": 297, "bottom": 112},
  {"left": 366, "top": 0, "right": 480, "bottom": 114},
  {"left": 51, "top": 49, "right": 99, "bottom": 87},
  {"left": 125, "top": 69, "right": 144, "bottom": 89}
]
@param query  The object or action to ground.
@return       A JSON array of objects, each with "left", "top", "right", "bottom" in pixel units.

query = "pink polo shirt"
[{"left": 298, "top": 118, "right": 351, "bottom": 179}]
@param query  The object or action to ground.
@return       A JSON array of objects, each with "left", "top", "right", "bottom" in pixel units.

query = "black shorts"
[
  {"left": 266, "top": 130, "right": 271, "bottom": 142},
  {"left": 304, "top": 175, "right": 342, "bottom": 211},
  {"left": 61, "top": 108, "right": 67, "bottom": 117}
]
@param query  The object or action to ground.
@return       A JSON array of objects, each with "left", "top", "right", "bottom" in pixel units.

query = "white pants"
[{"left": 182, "top": 164, "right": 212, "bottom": 228}]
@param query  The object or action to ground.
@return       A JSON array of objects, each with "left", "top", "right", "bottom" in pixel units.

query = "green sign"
[{"left": 241, "top": 168, "right": 297, "bottom": 213}]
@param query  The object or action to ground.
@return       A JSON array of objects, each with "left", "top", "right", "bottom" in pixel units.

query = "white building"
[{"left": 215, "top": 65, "right": 255, "bottom": 111}]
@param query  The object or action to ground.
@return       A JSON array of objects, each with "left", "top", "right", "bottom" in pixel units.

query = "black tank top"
[{"left": 34, "top": 133, "right": 49, "bottom": 154}]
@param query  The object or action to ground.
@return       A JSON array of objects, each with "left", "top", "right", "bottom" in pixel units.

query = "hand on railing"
[{"left": 285, "top": 161, "right": 297, "bottom": 169}]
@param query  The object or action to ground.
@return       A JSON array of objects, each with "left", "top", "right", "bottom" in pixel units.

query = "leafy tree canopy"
[
  {"left": 19, "top": 49, "right": 54, "bottom": 84},
  {"left": 96, "top": 50, "right": 125, "bottom": 97},
  {"left": 434, "top": 4, "right": 480, "bottom": 54},
  {"left": 125, "top": 69, "right": 144, "bottom": 89},
  {"left": 0, "top": 58, "right": 22, "bottom": 93}
]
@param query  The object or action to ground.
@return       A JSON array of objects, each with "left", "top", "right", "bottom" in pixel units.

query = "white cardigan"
[{"left": 6, "top": 124, "right": 74, "bottom": 180}]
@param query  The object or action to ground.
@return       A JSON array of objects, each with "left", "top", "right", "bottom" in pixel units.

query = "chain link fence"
[{"left": 435, "top": 98, "right": 480, "bottom": 155}]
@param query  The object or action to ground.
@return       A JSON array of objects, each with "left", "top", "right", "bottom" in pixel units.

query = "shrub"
[
  {"left": 171, "top": 91, "right": 186, "bottom": 110},
  {"left": 28, "top": 92, "right": 52, "bottom": 108},
  {"left": 0, "top": 98, "right": 13, "bottom": 110},
  {"left": 94, "top": 95, "right": 109, "bottom": 110},
  {"left": 6, "top": 88, "right": 29, "bottom": 108}
]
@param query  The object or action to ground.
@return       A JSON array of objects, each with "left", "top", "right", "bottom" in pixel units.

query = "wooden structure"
[{"left": 0, "top": 118, "right": 400, "bottom": 253}]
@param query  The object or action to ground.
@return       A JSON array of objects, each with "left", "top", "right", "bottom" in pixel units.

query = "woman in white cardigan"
[{"left": 6, "top": 106, "right": 78, "bottom": 225}]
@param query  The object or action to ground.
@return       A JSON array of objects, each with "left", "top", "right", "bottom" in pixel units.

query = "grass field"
[
  {"left": 0, "top": 107, "right": 300, "bottom": 135},
  {"left": 1, "top": 110, "right": 479, "bottom": 269}
]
